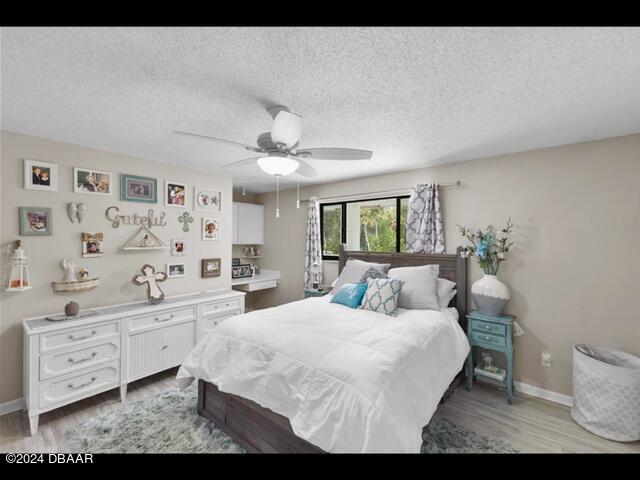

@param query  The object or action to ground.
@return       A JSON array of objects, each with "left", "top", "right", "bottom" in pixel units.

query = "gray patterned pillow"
[
  {"left": 358, "top": 267, "right": 389, "bottom": 284},
  {"left": 360, "top": 278, "right": 405, "bottom": 316}
]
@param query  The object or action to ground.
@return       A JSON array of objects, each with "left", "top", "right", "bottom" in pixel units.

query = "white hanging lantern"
[{"left": 6, "top": 240, "right": 32, "bottom": 291}]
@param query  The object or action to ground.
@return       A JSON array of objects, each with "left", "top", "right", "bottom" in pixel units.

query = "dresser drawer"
[
  {"left": 234, "top": 280, "right": 278, "bottom": 292},
  {"left": 470, "top": 319, "right": 506, "bottom": 337},
  {"left": 39, "top": 339, "right": 120, "bottom": 381},
  {"left": 40, "top": 322, "right": 119, "bottom": 352},
  {"left": 201, "top": 298, "right": 242, "bottom": 317},
  {"left": 39, "top": 361, "right": 119, "bottom": 409},
  {"left": 471, "top": 330, "right": 507, "bottom": 348},
  {"left": 201, "top": 312, "right": 239, "bottom": 335},
  {"left": 128, "top": 306, "right": 196, "bottom": 333}
]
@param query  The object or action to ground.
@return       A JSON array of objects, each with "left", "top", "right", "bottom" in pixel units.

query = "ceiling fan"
[{"left": 173, "top": 105, "right": 373, "bottom": 179}]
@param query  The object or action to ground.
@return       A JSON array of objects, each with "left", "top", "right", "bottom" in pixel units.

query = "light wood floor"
[{"left": 1, "top": 369, "right": 639, "bottom": 453}]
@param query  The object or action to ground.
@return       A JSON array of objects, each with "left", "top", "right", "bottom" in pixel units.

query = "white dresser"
[{"left": 22, "top": 289, "right": 245, "bottom": 435}]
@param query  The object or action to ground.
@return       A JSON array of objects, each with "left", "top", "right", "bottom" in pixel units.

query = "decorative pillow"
[
  {"left": 331, "top": 258, "right": 391, "bottom": 293},
  {"left": 437, "top": 278, "right": 457, "bottom": 309},
  {"left": 330, "top": 283, "right": 369, "bottom": 309},
  {"left": 360, "top": 278, "right": 405, "bottom": 316},
  {"left": 387, "top": 264, "right": 440, "bottom": 310},
  {"left": 358, "top": 267, "right": 389, "bottom": 284}
]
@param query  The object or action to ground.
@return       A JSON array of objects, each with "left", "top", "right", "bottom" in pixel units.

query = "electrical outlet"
[{"left": 541, "top": 352, "right": 552, "bottom": 367}]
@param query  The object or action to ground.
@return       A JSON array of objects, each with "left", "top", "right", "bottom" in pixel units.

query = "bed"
[{"left": 177, "top": 245, "right": 469, "bottom": 453}]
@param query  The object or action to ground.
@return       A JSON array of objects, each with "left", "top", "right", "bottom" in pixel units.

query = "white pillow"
[
  {"left": 331, "top": 258, "right": 391, "bottom": 293},
  {"left": 437, "top": 278, "right": 457, "bottom": 309},
  {"left": 387, "top": 264, "right": 440, "bottom": 310}
]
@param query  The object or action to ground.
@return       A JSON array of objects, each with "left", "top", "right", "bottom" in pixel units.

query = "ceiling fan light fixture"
[{"left": 257, "top": 156, "right": 299, "bottom": 176}]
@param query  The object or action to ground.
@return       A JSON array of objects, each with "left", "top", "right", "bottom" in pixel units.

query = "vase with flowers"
[{"left": 458, "top": 219, "right": 514, "bottom": 316}]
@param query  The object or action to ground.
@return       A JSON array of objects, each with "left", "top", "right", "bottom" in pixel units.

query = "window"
[{"left": 320, "top": 195, "right": 410, "bottom": 260}]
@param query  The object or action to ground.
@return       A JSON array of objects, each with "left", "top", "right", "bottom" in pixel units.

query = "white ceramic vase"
[{"left": 471, "top": 274, "right": 510, "bottom": 316}]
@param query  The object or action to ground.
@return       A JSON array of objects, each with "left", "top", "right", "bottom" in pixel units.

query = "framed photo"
[
  {"left": 232, "top": 257, "right": 241, "bottom": 267},
  {"left": 202, "top": 217, "right": 220, "bottom": 241},
  {"left": 24, "top": 159, "right": 58, "bottom": 191},
  {"left": 121, "top": 174, "right": 157, "bottom": 203},
  {"left": 166, "top": 262, "right": 186, "bottom": 278},
  {"left": 171, "top": 238, "right": 186, "bottom": 256},
  {"left": 165, "top": 181, "right": 187, "bottom": 208},
  {"left": 81, "top": 232, "right": 104, "bottom": 257},
  {"left": 201, "top": 258, "right": 221, "bottom": 278},
  {"left": 74, "top": 167, "right": 112, "bottom": 195},
  {"left": 194, "top": 187, "right": 221, "bottom": 212},
  {"left": 231, "top": 264, "right": 252, "bottom": 279},
  {"left": 19, "top": 207, "right": 53, "bottom": 236}
]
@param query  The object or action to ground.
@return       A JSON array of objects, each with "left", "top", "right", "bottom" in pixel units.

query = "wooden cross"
[
  {"left": 178, "top": 212, "right": 194, "bottom": 232},
  {"left": 132, "top": 264, "right": 168, "bottom": 304}
]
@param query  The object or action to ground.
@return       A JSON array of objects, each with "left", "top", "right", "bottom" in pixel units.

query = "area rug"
[{"left": 64, "top": 386, "right": 519, "bottom": 453}]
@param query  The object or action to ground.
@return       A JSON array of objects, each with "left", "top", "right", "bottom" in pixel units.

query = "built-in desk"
[{"left": 232, "top": 269, "right": 280, "bottom": 292}]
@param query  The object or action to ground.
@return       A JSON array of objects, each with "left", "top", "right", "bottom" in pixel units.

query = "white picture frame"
[
  {"left": 202, "top": 217, "right": 220, "bottom": 241},
  {"left": 24, "top": 159, "right": 58, "bottom": 192},
  {"left": 194, "top": 186, "right": 221, "bottom": 212},
  {"left": 165, "top": 180, "right": 187, "bottom": 208},
  {"left": 73, "top": 167, "right": 113, "bottom": 195},
  {"left": 171, "top": 238, "right": 186, "bottom": 256},
  {"left": 166, "top": 262, "right": 186, "bottom": 278}
]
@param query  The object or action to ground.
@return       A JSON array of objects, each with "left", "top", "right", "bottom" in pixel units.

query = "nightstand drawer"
[
  {"left": 471, "top": 330, "right": 507, "bottom": 348},
  {"left": 470, "top": 319, "right": 506, "bottom": 336}
]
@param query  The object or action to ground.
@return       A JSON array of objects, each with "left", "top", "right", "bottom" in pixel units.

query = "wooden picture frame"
[
  {"left": 74, "top": 167, "right": 113, "bottom": 195},
  {"left": 121, "top": 174, "right": 157, "bottom": 203},
  {"left": 19, "top": 207, "right": 53, "bottom": 236},
  {"left": 201, "top": 258, "right": 221, "bottom": 278},
  {"left": 24, "top": 159, "right": 58, "bottom": 192}
]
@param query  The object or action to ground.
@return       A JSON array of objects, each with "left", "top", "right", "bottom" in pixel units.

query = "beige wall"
[
  {"left": 255, "top": 133, "right": 640, "bottom": 397},
  {"left": 0, "top": 131, "right": 233, "bottom": 403}
]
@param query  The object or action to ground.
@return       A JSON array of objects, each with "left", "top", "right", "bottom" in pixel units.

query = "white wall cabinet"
[
  {"left": 23, "top": 289, "right": 245, "bottom": 435},
  {"left": 233, "top": 202, "right": 264, "bottom": 245}
]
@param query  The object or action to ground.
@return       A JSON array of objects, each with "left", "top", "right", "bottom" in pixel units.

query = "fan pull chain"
[
  {"left": 275, "top": 177, "right": 280, "bottom": 218},
  {"left": 242, "top": 186, "right": 246, "bottom": 196},
  {"left": 296, "top": 180, "right": 300, "bottom": 209}
]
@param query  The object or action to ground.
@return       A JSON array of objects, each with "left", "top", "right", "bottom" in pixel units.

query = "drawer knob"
[
  {"left": 484, "top": 325, "right": 491, "bottom": 330},
  {"left": 162, "top": 345, "right": 168, "bottom": 350},
  {"left": 484, "top": 336, "right": 491, "bottom": 341},
  {"left": 68, "top": 352, "right": 97, "bottom": 364},
  {"left": 68, "top": 376, "right": 97, "bottom": 390},
  {"left": 155, "top": 314, "right": 175, "bottom": 323},
  {"left": 68, "top": 330, "right": 97, "bottom": 341}
]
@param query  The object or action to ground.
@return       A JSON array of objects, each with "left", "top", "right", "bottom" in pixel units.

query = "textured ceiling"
[{"left": 2, "top": 27, "right": 640, "bottom": 193}]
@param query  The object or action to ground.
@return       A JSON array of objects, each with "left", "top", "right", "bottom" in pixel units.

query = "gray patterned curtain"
[
  {"left": 405, "top": 183, "right": 445, "bottom": 254},
  {"left": 304, "top": 196, "right": 323, "bottom": 288}
]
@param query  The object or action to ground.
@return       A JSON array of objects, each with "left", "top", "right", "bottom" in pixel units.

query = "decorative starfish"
[
  {"left": 178, "top": 212, "right": 194, "bottom": 232},
  {"left": 132, "top": 264, "right": 168, "bottom": 304}
]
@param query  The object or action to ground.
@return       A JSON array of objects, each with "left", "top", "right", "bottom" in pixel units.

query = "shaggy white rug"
[{"left": 64, "top": 386, "right": 519, "bottom": 453}]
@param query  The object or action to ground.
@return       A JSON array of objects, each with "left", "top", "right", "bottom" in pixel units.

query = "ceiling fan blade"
[
  {"left": 294, "top": 158, "right": 318, "bottom": 178},
  {"left": 222, "top": 157, "right": 262, "bottom": 169},
  {"left": 271, "top": 110, "right": 302, "bottom": 150},
  {"left": 296, "top": 148, "right": 372, "bottom": 160},
  {"left": 173, "top": 131, "right": 263, "bottom": 153}
]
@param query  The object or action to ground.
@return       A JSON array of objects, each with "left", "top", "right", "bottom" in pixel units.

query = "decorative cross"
[
  {"left": 132, "top": 264, "right": 168, "bottom": 304},
  {"left": 178, "top": 212, "right": 194, "bottom": 232}
]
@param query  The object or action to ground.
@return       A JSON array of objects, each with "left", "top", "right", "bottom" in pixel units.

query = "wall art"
[
  {"left": 201, "top": 258, "right": 221, "bottom": 278},
  {"left": 202, "top": 217, "right": 220, "bottom": 241},
  {"left": 67, "top": 203, "right": 87, "bottom": 223},
  {"left": 82, "top": 232, "right": 104, "bottom": 258},
  {"left": 105, "top": 206, "right": 166, "bottom": 228},
  {"left": 194, "top": 187, "right": 221, "bottom": 212},
  {"left": 24, "top": 159, "right": 58, "bottom": 192},
  {"left": 74, "top": 167, "right": 112, "bottom": 195},
  {"left": 167, "top": 262, "right": 186, "bottom": 278},
  {"left": 178, "top": 211, "right": 194, "bottom": 232},
  {"left": 132, "top": 264, "right": 167, "bottom": 304},
  {"left": 121, "top": 225, "right": 168, "bottom": 250},
  {"left": 165, "top": 180, "right": 187, "bottom": 208},
  {"left": 19, "top": 207, "right": 53, "bottom": 236},
  {"left": 171, "top": 238, "right": 185, "bottom": 256},
  {"left": 121, "top": 174, "right": 157, "bottom": 203}
]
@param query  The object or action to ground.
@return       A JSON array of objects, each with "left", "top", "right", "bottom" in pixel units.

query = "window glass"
[
  {"left": 345, "top": 198, "right": 397, "bottom": 252},
  {"left": 321, "top": 204, "right": 342, "bottom": 257}
]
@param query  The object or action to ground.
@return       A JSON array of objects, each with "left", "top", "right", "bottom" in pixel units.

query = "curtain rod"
[{"left": 299, "top": 180, "right": 461, "bottom": 204}]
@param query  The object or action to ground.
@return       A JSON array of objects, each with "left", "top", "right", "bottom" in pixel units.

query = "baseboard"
[
  {"left": 0, "top": 397, "right": 25, "bottom": 416},
  {"left": 514, "top": 381, "right": 573, "bottom": 407}
]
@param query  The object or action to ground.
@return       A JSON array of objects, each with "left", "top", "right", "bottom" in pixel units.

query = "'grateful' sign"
[{"left": 105, "top": 206, "right": 167, "bottom": 228}]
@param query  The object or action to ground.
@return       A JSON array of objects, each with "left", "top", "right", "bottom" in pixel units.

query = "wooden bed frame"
[{"left": 197, "top": 245, "right": 467, "bottom": 453}]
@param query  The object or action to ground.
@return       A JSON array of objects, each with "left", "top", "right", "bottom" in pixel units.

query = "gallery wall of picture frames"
[{"left": 15, "top": 158, "right": 226, "bottom": 300}]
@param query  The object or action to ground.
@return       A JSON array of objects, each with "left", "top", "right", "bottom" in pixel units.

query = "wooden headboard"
[{"left": 338, "top": 244, "right": 467, "bottom": 326}]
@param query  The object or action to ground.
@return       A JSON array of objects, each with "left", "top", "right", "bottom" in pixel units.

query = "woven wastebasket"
[{"left": 571, "top": 344, "right": 640, "bottom": 442}]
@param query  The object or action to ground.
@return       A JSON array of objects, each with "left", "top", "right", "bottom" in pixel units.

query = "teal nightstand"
[
  {"left": 304, "top": 288, "right": 330, "bottom": 298},
  {"left": 465, "top": 310, "right": 515, "bottom": 404}
]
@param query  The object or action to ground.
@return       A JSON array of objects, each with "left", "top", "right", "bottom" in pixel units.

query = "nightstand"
[
  {"left": 304, "top": 287, "right": 330, "bottom": 298},
  {"left": 465, "top": 310, "right": 515, "bottom": 404}
]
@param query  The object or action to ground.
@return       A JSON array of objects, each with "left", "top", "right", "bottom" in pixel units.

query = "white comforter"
[{"left": 177, "top": 296, "right": 469, "bottom": 453}]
